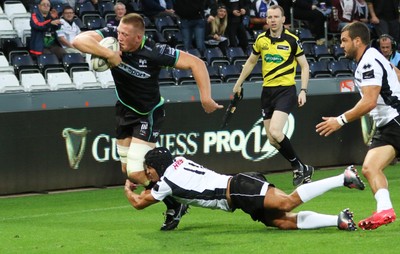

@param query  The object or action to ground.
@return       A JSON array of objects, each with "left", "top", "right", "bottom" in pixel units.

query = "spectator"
[
  {"left": 292, "top": 0, "right": 327, "bottom": 45},
  {"left": 377, "top": 34, "right": 400, "bottom": 68},
  {"left": 57, "top": 6, "right": 83, "bottom": 54},
  {"left": 367, "top": 0, "right": 400, "bottom": 43},
  {"left": 249, "top": 0, "right": 278, "bottom": 31},
  {"left": 142, "top": 0, "right": 175, "bottom": 21},
  {"left": 214, "top": 0, "right": 250, "bottom": 52},
  {"left": 107, "top": 2, "right": 127, "bottom": 27},
  {"left": 354, "top": 0, "right": 369, "bottom": 24},
  {"left": 330, "top": 0, "right": 357, "bottom": 32},
  {"left": 205, "top": 4, "right": 229, "bottom": 54},
  {"left": 30, "top": 0, "right": 66, "bottom": 60},
  {"left": 174, "top": 0, "right": 207, "bottom": 52}
]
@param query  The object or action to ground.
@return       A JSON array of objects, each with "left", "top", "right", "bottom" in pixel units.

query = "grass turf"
[{"left": 1, "top": 164, "right": 399, "bottom": 254}]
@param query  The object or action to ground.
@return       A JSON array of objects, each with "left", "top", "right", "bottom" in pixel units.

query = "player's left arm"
[
  {"left": 296, "top": 54, "right": 310, "bottom": 107},
  {"left": 316, "top": 85, "right": 380, "bottom": 137},
  {"left": 175, "top": 51, "right": 223, "bottom": 113},
  {"left": 124, "top": 180, "right": 159, "bottom": 210}
]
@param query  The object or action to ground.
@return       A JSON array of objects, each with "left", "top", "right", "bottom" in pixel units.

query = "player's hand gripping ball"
[{"left": 91, "top": 37, "right": 120, "bottom": 72}]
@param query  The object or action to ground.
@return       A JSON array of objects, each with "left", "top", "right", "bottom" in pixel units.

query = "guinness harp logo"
[{"left": 62, "top": 127, "right": 90, "bottom": 169}]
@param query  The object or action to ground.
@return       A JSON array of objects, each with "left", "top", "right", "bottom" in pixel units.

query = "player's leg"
[
  {"left": 358, "top": 145, "right": 397, "bottom": 230},
  {"left": 259, "top": 209, "right": 356, "bottom": 230},
  {"left": 262, "top": 166, "right": 365, "bottom": 211}
]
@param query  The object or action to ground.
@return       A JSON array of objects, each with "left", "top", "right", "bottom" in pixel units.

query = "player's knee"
[
  {"left": 126, "top": 143, "right": 153, "bottom": 182},
  {"left": 117, "top": 144, "right": 129, "bottom": 174},
  {"left": 268, "top": 127, "right": 283, "bottom": 141}
]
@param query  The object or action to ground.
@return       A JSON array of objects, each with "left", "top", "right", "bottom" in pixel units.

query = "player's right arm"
[
  {"left": 233, "top": 53, "right": 259, "bottom": 95},
  {"left": 72, "top": 31, "right": 120, "bottom": 66},
  {"left": 124, "top": 180, "right": 159, "bottom": 210}
]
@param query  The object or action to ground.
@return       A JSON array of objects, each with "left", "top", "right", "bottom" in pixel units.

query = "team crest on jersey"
[
  {"left": 139, "top": 59, "right": 147, "bottom": 67},
  {"left": 261, "top": 42, "right": 269, "bottom": 50},
  {"left": 362, "top": 70, "right": 375, "bottom": 79},
  {"left": 363, "top": 63, "right": 372, "bottom": 69}
]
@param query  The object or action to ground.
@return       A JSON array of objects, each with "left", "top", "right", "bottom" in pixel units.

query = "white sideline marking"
[{"left": 1, "top": 205, "right": 130, "bottom": 221}]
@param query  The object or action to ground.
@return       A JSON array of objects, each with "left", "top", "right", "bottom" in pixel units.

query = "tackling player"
[{"left": 125, "top": 147, "right": 365, "bottom": 231}]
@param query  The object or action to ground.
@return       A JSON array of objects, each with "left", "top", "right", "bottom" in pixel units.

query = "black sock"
[
  {"left": 163, "top": 196, "right": 181, "bottom": 210},
  {"left": 278, "top": 136, "right": 302, "bottom": 168}
]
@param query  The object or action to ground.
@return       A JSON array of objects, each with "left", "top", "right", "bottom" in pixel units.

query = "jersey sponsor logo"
[
  {"left": 362, "top": 70, "right": 375, "bottom": 79},
  {"left": 277, "top": 45, "right": 289, "bottom": 50},
  {"left": 118, "top": 62, "right": 151, "bottom": 79},
  {"left": 172, "top": 158, "right": 184, "bottom": 169},
  {"left": 362, "top": 63, "right": 372, "bottom": 70},
  {"left": 264, "top": 54, "right": 284, "bottom": 63}
]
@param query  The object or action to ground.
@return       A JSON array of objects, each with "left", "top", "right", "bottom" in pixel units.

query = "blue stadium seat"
[
  {"left": 158, "top": 68, "right": 176, "bottom": 86},
  {"left": 309, "top": 60, "right": 332, "bottom": 78},
  {"left": 220, "top": 64, "right": 241, "bottom": 82},
  {"left": 226, "top": 47, "right": 248, "bottom": 65},
  {"left": 84, "top": 16, "right": 105, "bottom": 30},
  {"left": 331, "top": 44, "right": 345, "bottom": 60},
  {"left": 99, "top": 1, "right": 115, "bottom": 17},
  {"left": 328, "top": 59, "right": 353, "bottom": 77},
  {"left": 37, "top": 53, "right": 65, "bottom": 77},
  {"left": 204, "top": 47, "right": 230, "bottom": 67},
  {"left": 206, "top": 65, "right": 222, "bottom": 84},
  {"left": 62, "top": 53, "right": 89, "bottom": 76},
  {"left": 145, "top": 30, "right": 166, "bottom": 43},
  {"left": 11, "top": 54, "right": 39, "bottom": 77},
  {"left": 172, "top": 68, "right": 196, "bottom": 85},
  {"left": 313, "top": 44, "right": 335, "bottom": 61}
]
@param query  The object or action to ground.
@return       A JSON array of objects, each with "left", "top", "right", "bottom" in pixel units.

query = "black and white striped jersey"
[
  {"left": 354, "top": 47, "right": 400, "bottom": 127},
  {"left": 151, "top": 157, "right": 233, "bottom": 211}
]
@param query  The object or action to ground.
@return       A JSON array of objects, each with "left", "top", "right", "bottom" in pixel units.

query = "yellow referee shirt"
[{"left": 253, "top": 28, "right": 304, "bottom": 87}]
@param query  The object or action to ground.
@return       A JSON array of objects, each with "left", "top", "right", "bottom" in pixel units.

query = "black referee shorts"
[
  {"left": 261, "top": 85, "right": 297, "bottom": 120},
  {"left": 229, "top": 172, "right": 274, "bottom": 222}
]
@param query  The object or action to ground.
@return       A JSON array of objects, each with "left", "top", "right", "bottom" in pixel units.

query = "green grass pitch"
[{"left": 1, "top": 164, "right": 399, "bottom": 254}]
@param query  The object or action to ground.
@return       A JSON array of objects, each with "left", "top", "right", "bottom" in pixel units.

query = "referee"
[{"left": 233, "top": 5, "right": 313, "bottom": 186}]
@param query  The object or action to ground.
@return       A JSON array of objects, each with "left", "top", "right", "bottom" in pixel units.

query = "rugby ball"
[{"left": 91, "top": 37, "right": 120, "bottom": 72}]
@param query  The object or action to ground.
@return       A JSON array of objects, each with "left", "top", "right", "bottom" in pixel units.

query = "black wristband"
[{"left": 300, "top": 88, "right": 308, "bottom": 94}]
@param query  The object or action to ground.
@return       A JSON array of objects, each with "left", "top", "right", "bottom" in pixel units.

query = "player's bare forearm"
[
  {"left": 124, "top": 180, "right": 157, "bottom": 210},
  {"left": 176, "top": 52, "right": 223, "bottom": 113},
  {"left": 72, "top": 31, "right": 113, "bottom": 59}
]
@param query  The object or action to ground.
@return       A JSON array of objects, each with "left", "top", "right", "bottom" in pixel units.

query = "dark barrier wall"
[{"left": 0, "top": 93, "right": 367, "bottom": 195}]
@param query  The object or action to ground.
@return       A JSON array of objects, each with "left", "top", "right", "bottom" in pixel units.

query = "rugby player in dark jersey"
[{"left": 72, "top": 13, "right": 222, "bottom": 230}]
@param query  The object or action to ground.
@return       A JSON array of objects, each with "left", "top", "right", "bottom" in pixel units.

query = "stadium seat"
[
  {"left": 11, "top": 16, "right": 30, "bottom": 40},
  {"left": 349, "top": 60, "right": 357, "bottom": 74},
  {"left": 73, "top": 16, "right": 86, "bottom": 30},
  {"left": 172, "top": 68, "right": 196, "bottom": 85},
  {"left": 0, "top": 37, "right": 27, "bottom": 61},
  {"left": 0, "top": 5, "right": 7, "bottom": 19},
  {"left": 95, "top": 69, "right": 115, "bottom": 88},
  {"left": 0, "top": 19, "right": 18, "bottom": 38},
  {"left": 313, "top": 44, "right": 335, "bottom": 61},
  {"left": 226, "top": 47, "right": 248, "bottom": 66},
  {"left": 0, "top": 72, "right": 24, "bottom": 93},
  {"left": 20, "top": 71, "right": 50, "bottom": 92},
  {"left": 204, "top": 47, "right": 230, "bottom": 67},
  {"left": 158, "top": 68, "right": 176, "bottom": 86},
  {"left": 164, "top": 30, "right": 183, "bottom": 49},
  {"left": 99, "top": 1, "right": 115, "bottom": 17},
  {"left": 154, "top": 15, "right": 179, "bottom": 36},
  {"left": 145, "top": 30, "right": 166, "bottom": 43},
  {"left": 309, "top": 60, "right": 332, "bottom": 78},
  {"left": 206, "top": 65, "right": 222, "bottom": 84},
  {"left": 302, "top": 43, "right": 316, "bottom": 62},
  {"left": 72, "top": 70, "right": 102, "bottom": 89},
  {"left": 76, "top": 1, "right": 99, "bottom": 19},
  {"left": 247, "top": 61, "right": 262, "bottom": 82},
  {"left": 47, "top": 72, "right": 75, "bottom": 91},
  {"left": 11, "top": 53, "right": 39, "bottom": 77},
  {"left": 3, "top": 0, "right": 30, "bottom": 20},
  {"left": 142, "top": 15, "right": 156, "bottom": 31},
  {"left": 0, "top": 52, "right": 14, "bottom": 73},
  {"left": 296, "top": 27, "right": 316, "bottom": 44},
  {"left": 62, "top": 53, "right": 90, "bottom": 76},
  {"left": 331, "top": 44, "right": 345, "bottom": 60},
  {"left": 83, "top": 15, "right": 105, "bottom": 30},
  {"left": 37, "top": 53, "right": 65, "bottom": 77},
  {"left": 220, "top": 64, "right": 241, "bottom": 83},
  {"left": 328, "top": 60, "right": 353, "bottom": 77}
]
